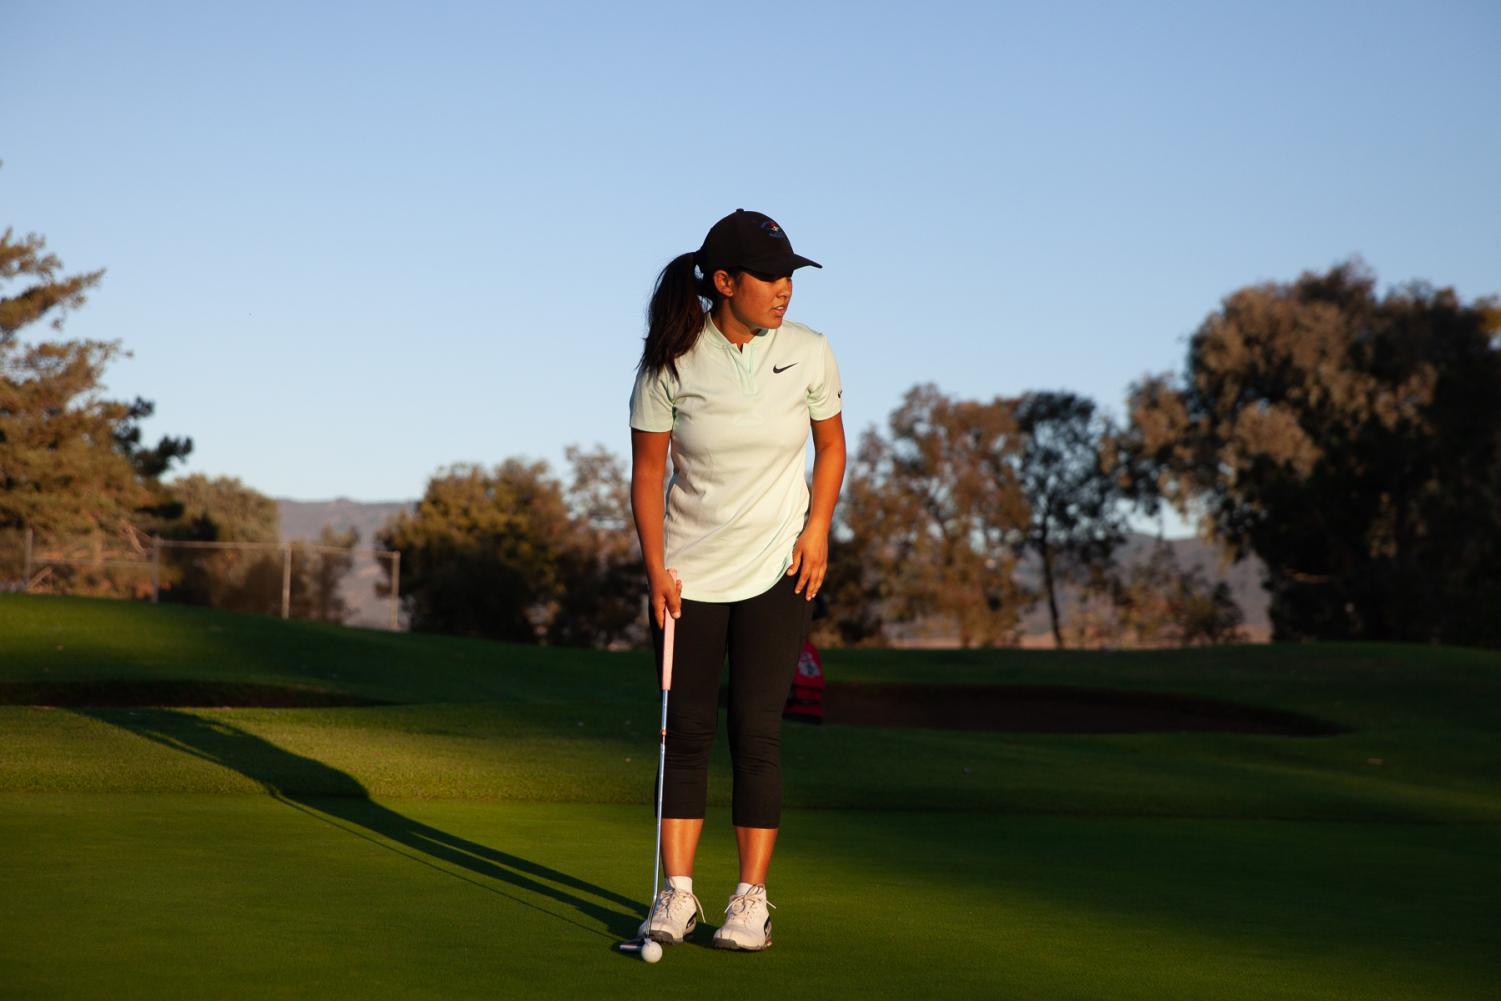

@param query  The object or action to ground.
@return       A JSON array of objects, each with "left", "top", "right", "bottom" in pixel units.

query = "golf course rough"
[{"left": 2, "top": 594, "right": 1497, "bottom": 1000}]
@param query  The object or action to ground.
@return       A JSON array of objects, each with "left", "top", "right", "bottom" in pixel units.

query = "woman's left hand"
[{"left": 786, "top": 525, "right": 829, "bottom": 600}]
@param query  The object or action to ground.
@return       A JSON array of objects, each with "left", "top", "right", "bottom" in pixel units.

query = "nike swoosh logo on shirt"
[{"left": 772, "top": 363, "right": 796, "bottom": 374}]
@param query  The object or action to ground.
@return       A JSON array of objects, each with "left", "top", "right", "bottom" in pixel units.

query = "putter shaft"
[{"left": 648, "top": 607, "right": 676, "bottom": 928}]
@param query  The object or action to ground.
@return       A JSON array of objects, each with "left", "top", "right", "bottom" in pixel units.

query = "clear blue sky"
[{"left": 5, "top": 1, "right": 1498, "bottom": 531}]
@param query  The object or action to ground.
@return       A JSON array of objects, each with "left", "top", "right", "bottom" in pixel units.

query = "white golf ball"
[{"left": 641, "top": 940, "right": 662, "bottom": 963}]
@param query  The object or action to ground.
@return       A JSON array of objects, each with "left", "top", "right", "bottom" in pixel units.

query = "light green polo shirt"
[{"left": 630, "top": 315, "right": 843, "bottom": 603}]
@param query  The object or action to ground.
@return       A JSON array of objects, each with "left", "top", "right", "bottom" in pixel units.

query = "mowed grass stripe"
[
  {"left": 2, "top": 703, "right": 1497, "bottom": 823},
  {"left": 3, "top": 795, "right": 1494, "bottom": 1001}
]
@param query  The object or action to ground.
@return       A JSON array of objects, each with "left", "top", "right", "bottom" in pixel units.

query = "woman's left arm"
[{"left": 787, "top": 412, "right": 847, "bottom": 600}]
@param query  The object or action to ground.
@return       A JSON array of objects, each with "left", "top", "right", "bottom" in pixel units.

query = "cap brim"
[
  {"left": 707, "top": 252, "right": 823, "bottom": 275},
  {"left": 751, "top": 253, "right": 821, "bottom": 272}
]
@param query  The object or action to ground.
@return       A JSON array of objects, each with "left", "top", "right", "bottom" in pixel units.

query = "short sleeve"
[
  {"left": 629, "top": 365, "right": 676, "bottom": 432},
  {"left": 806, "top": 334, "right": 843, "bottom": 421}
]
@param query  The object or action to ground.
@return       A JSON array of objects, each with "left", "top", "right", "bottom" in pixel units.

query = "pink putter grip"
[{"left": 661, "top": 569, "right": 680, "bottom": 692}]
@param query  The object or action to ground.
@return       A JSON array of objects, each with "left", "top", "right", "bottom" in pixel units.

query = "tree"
[
  {"left": 116, "top": 397, "right": 193, "bottom": 483},
  {"left": 1013, "top": 391, "right": 1128, "bottom": 648},
  {"left": 0, "top": 339, "right": 150, "bottom": 537},
  {"left": 289, "top": 525, "right": 357, "bottom": 624},
  {"left": 858, "top": 384, "right": 1032, "bottom": 647},
  {"left": 548, "top": 445, "right": 646, "bottom": 648},
  {"left": 1, "top": 224, "right": 191, "bottom": 543},
  {"left": 1124, "top": 261, "right": 1501, "bottom": 645},
  {"left": 814, "top": 451, "right": 892, "bottom": 647},
  {"left": 0, "top": 227, "right": 102, "bottom": 341},
  {"left": 1110, "top": 542, "right": 1244, "bottom": 647},
  {"left": 155, "top": 474, "right": 282, "bottom": 610},
  {"left": 165, "top": 474, "right": 280, "bottom": 543},
  {"left": 376, "top": 449, "right": 659, "bottom": 648},
  {"left": 376, "top": 461, "right": 573, "bottom": 642}
]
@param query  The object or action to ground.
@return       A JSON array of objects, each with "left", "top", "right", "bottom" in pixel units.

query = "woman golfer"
[{"left": 629, "top": 209, "right": 845, "bottom": 951}]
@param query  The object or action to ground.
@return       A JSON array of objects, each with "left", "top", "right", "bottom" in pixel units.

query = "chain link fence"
[{"left": 1, "top": 527, "right": 402, "bottom": 630}]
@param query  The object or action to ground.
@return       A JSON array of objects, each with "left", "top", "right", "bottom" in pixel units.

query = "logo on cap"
[{"left": 762, "top": 220, "right": 786, "bottom": 240}]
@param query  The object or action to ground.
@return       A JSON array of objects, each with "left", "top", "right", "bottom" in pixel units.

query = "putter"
[{"left": 619, "top": 569, "right": 679, "bottom": 960}]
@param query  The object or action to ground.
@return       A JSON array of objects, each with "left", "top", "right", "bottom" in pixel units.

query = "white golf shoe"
[
  {"left": 712, "top": 884, "right": 775, "bottom": 951},
  {"left": 641, "top": 884, "right": 704, "bottom": 945}
]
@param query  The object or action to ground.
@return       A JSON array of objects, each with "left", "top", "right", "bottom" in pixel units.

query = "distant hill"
[
  {"left": 278, "top": 498, "right": 409, "bottom": 547},
  {"left": 277, "top": 499, "right": 1270, "bottom": 642}
]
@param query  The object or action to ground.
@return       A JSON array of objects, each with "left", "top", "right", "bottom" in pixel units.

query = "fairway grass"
[
  {"left": 4, "top": 796, "right": 1494, "bottom": 1001},
  {"left": 2, "top": 594, "right": 1499, "bottom": 999}
]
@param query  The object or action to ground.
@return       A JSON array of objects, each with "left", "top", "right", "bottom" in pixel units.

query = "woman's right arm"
[{"left": 631, "top": 428, "right": 683, "bottom": 628}]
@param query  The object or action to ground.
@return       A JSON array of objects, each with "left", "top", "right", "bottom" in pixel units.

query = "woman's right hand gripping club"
[{"left": 650, "top": 566, "right": 683, "bottom": 630}]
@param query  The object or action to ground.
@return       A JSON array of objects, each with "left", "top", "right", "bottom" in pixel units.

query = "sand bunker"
[{"left": 821, "top": 683, "right": 1345, "bottom": 735}]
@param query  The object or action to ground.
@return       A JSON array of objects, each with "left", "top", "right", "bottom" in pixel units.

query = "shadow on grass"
[{"left": 75, "top": 708, "right": 641, "bottom": 941}]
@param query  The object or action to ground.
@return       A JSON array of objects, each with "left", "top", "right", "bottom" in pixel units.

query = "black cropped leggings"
[{"left": 649, "top": 573, "right": 812, "bottom": 829}]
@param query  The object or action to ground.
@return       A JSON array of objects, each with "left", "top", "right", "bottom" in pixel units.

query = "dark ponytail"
[{"left": 640, "top": 252, "right": 718, "bottom": 380}]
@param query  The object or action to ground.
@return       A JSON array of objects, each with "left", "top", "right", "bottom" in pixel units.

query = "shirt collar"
[{"left": 705, "top": 313, "right": 769, "bottom": 347}]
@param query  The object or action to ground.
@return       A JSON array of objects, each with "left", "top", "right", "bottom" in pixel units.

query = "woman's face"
[{"left": 715, "top": 269, "right": 793, "bottom": 330}]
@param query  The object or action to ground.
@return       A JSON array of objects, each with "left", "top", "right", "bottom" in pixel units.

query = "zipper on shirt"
[{"left": 726, "top": 336, "right": 758, "bottom": 395}]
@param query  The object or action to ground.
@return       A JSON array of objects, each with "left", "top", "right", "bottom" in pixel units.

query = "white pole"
[
  {"left": 22, "top": 527, "right": 32, "bottom": 592},
  {"left": 280, "top": 543, "right": 292, "bottom": 619},
  {"left": 389, "top": 551, "right": 401, "bottom": 630}
]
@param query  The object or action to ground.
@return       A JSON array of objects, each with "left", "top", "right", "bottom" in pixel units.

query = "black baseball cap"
[{"left": 695, "top": 209, "right": 822, "bottom": 277}]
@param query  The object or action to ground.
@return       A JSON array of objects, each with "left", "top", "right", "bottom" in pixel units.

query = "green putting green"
[{"left": 1, "top": 594, "right": 1498, "bottom": 999}]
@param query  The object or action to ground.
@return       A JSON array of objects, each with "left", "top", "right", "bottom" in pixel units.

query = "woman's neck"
[{"left": 710, "top": 303, "right": 757, "bottom": 349}]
